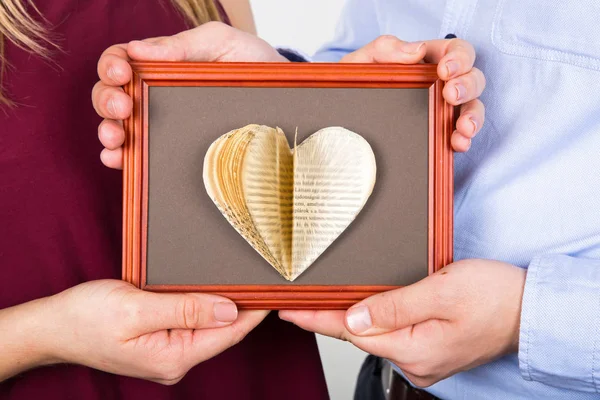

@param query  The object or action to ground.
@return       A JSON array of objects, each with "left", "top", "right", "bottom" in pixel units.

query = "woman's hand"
[
  {"left": 340, "top": 36, "right": 485, "bottom": 152},
  {"left": 93, "top": 21, "right": 287, "bottom": 169},
  {"left": 280, "top": 260, "right": 525, "bottom": 388},
  {"left": 1, "top": 279, "right": 267, "bottom": 384}
]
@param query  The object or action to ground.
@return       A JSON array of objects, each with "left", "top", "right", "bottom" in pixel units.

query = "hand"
[
  {"left": 341, "top": 36, "right": 486, "bottom": 152},
  {"left": 280, "top": 259, "right": 526, "bottom": 387},
  {"left": 42, "top": 280, "right": 267, "bottom": 384},
  {"left": 93, "top": 21, "right": 287, "bottom": 169}
]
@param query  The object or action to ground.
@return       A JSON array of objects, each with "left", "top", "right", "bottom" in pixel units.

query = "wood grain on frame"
[{"left": 123, "top": 62, "right": 453, "bottom": 309}]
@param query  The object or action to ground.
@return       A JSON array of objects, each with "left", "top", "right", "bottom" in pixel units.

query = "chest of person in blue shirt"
[{"left": 289, "top": 2, "right": 600, "bottom": 399}]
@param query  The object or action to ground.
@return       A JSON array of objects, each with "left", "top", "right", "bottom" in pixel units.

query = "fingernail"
[
  {"left": 107, "top": 66, "right": 118, "bottom": 81},
  {"left": 400, "top": 41, "right": 425, "bottom": 54},
  {"left": 346, "top": 305, "right": 372, "bottom": 334},
  {"left": 466, "top": 138, "right": 472, "bottom": 150},
  {"left": 108, "top": 98, "right": 119, "bottom": 117},
  {"left": 469, "top": 117, "right": 478, "bottom": 134},
  {"left": 130, "top": 40, "right": 157, "bottom": 50},
  {"left": 213, "top": 302, "right": 238, "bottom": 322},
  {"left": 445, "top": 61, "right": 459, "bottom": 78},
  {"left": 455, "top": 83, "right": 466, "bottom": 101},
  {"left": 130, "top": 40, "right": 149, "bottom": 47}
]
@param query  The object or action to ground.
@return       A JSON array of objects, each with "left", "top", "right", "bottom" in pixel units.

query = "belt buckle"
[
  {"left": 381, "top": 361, "right": 393, "bottom": 399},
  {"left": 381, "top": 360, "right": 413, "bottom": 400}
]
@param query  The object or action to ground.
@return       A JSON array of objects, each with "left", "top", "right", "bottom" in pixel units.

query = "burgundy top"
[{"left": 0, "top": 1, "right": 328, "bottom": 399}]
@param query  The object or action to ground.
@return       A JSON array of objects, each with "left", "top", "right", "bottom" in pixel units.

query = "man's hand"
[
  {"left": 93, "top": 21, "right": 287, "bottom": 169},
  {"left": 14, "top": 280, "right": 267, "bottom": 384},
  {"left": 341, "top": 36, "right": 485, "bottom": 152},
  {"left": 280, "top": 260, "right": 525, "bottom": 387}
]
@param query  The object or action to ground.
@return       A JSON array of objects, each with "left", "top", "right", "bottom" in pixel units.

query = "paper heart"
[{"left": 203, "top": 124, "right": 376, "bottom": 281}]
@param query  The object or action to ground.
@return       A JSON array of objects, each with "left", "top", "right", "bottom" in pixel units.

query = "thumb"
[
  {"left": 127, "top": 291, "right": 239, "bottom": 334},
  {"left": 340, "top": 35, "right": 426, "bottom": 63},
  {"left": 127, "top": 22, "right": 229, "bottom": 62},
  {"left": 345, "top": 278, "right": 439, "bottom": 336}
]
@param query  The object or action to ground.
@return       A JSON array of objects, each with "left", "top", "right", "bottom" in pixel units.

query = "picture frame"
[{"left": 122, "top": 62, "right": 453, "bottom": 309}]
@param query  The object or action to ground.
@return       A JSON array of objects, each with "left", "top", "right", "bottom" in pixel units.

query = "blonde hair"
[{"left": 0, "top": 0, "right": 220, "bottom": 106}]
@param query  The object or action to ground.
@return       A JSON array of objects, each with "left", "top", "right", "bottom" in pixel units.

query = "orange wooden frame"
[{"left": 123, "top": 62, "right": 453, "bottom": 309}]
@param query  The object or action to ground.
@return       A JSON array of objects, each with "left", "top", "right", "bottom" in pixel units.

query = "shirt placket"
[{"left": 438, "top": 0, "right": 480, "bottom": 39}]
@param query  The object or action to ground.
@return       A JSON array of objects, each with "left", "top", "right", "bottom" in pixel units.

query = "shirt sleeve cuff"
[
  {"left": 276, "top": 48, "right": 310, "bottom": 62},
  {"left": 519, "top": 254, "right": 600, "bottom": 392}
]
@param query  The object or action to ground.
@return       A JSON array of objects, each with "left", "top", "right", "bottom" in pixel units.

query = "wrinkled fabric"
[{"left": 315, "top": 0, "right": 600, "bottom": 398}]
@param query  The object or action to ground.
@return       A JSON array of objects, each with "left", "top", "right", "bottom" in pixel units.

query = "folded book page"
[{"left": 203, "top": 124, "right": 376, "bottom": 281}]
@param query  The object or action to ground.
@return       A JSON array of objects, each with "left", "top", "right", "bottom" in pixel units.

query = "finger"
[
  {"left": 456, "top": 99, "right": 485, "bottom": 139},
  {"left": 100, "top": 147, "right": 123, "bottom": 170},
  {"left": 345, "top": 279, "right": 442, "bottom": 336},
  {"left": 185, "top": 310, "right": 269, "bottom": 364},
  {"left": 127, "top": 22, "right": 230, "bottom": 62},
  {"left": 98, "top": 44, "right": 132, "bottom": 86},
  {"left": 127, "top": 36, "right": 186, "bottom": 62},
  {"left": 451, "top": 132, "right": 472, "bottom": 152},
  {"left": 340, "top": 35, "right": 426, "bottom": 64},
  {"left": 278, "top": 310, "right": 380, "bottom": 355},
  {"left": 279, "top": 310, "right": 405, "bottom": 354},
  {"left": 280, "top": 310, "right": 433, "bottom": 367},
  {"left": 124, "top": 292, "right": 241, "bottom": 335},
  {"left": 92, "top": 82, "right": 133, "bottom": 120},
  {"left": 98, "top": 119, "right": 125, "bottom": 150},
  {"left": 279, "top": 310, "right": 349, "bottom": 340},
  {"left": 423, "top": 39, "right": 476, "bottom": 81},
  {"left": 443, "top": 67, "right": 486, "bottom": 106}
]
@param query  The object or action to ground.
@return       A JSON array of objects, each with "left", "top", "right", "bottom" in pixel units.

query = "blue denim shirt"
[{"left": 314, "top": 1, "right": 600, "bottom": 398}]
